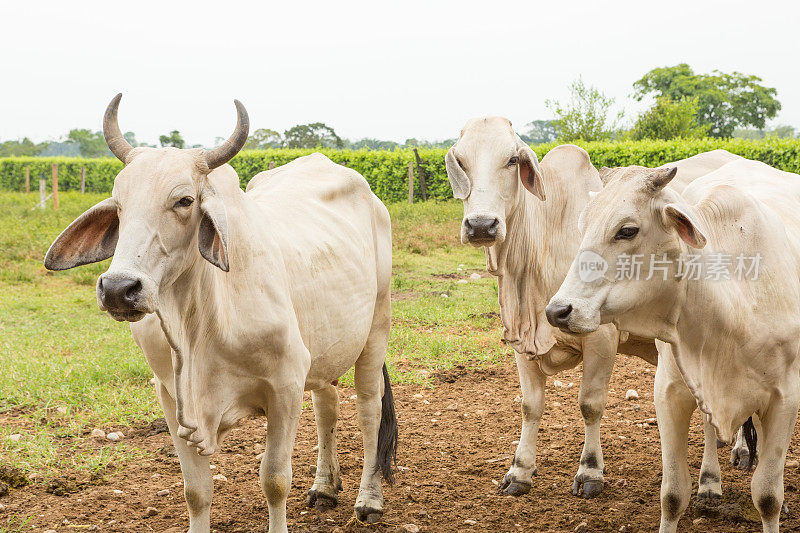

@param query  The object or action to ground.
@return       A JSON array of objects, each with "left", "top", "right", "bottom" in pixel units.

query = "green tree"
[
  {"left": 66, "top": 129, "right": 111, "bottom": 158},
  {"left": 0, "top": 137, "right": 47, "bottom": 157},
  {"left": 768, "top": 124, "right": 796, "bottom": 138},
  {"left": 283, "top": 123, "right": 343, "bottom": 149},
  {"left": 520, "top": 120, "right": 557, "bottom": 144},
  {"left": 546, "top": 79, "right": 623, "bottom": 142},
  {"left": 159, "top": 130, "right": 185, "bottom": 149},
  {"left": 632, "top": 64, "right": 781, "bottom": 138},
  {"left": 244, "top": 128, "right": 283, "bottom": 149},
  {"left": 631, "top": 97, "right": 709, "bottom": 140},
  {"left": 345, "top": 138, "right": 399, "bottom": 150}
]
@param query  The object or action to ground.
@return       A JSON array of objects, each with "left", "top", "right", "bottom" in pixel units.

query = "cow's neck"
[{"left": 486, "top": 184, "right": 579, "bottom": 356}]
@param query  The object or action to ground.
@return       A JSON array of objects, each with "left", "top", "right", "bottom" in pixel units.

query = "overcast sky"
[{"left": 2, "top": 0, "right": 798, "bottom": 146}]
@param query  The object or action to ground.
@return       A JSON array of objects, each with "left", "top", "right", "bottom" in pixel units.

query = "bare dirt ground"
[{"left": 3, "top": 354, "right": 800, "bottom": 532}]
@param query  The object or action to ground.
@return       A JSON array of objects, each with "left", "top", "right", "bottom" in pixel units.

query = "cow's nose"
[
  {"left": 545, "top": 302, "right": 573, "bottom": 329},
  {"left": 464, "top": 216, "right": 500, "bottom": 241},
  {"left": 98, "top": 276, "right": 142, "bottom": 310}
]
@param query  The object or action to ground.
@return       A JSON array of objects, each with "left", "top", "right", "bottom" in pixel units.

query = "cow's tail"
[
  {"left": 743, "top": 416, "right": 757, "bottom": 470},
  {"left": 377, "top": 362, "right": 398, "bottom": 484}
]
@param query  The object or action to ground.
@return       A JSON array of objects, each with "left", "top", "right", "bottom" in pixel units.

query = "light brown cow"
[{"left": 45, "top": 95, "right": 397, "bottom": 533}]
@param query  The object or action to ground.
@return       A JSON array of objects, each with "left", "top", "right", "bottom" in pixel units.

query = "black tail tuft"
[
  {"left": 743, "top": 416, "right": 757, "bottom": 470},
  {"left": 377, "top": 363, "right": 398, "bottom": 484}
]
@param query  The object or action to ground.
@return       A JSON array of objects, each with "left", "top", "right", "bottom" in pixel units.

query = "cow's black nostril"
[
  {"left": 487, "top": 218, "right": 499, "bottom": 237},
  {"left": 546, "top": 303, "right": 573, "bottom": 329},
  {"left": 464, "top": 218, "right": 475, "bottom": 237},
  {"left": 124, "top": 280, "right": 142, "bottom": 303}
]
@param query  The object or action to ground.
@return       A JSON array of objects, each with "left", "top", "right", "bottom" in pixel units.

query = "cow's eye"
[
  {"left": 614, "top": 226, "right": 639, "bottom": 240},
  {"left": 174, "top": 196, "right": 194, "bottom": 208},
  {"left": 507, "top": 156, "right": 519, "bottom": 166}
]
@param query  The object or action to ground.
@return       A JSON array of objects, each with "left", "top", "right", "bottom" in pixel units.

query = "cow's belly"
[{"left": 293, "top": 278, "right": 378, "bottom": 389}]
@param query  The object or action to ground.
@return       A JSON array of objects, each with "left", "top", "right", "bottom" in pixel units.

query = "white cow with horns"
[
  {"left": 444, "top": 117, "right": 747, "bottom": 500},
  {"left": 547, "top": 160, "right": 800, "bottom": 532},
  {"left": 44, "top": 95, "right": 398, "bottom": 533}
]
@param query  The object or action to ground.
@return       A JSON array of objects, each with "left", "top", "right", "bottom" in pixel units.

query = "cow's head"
[
  {"left": 545, "top": 165, "right": 704, "bottom": 336},
  {"left": 44, "top": 94, "right": 249, "bottom": 322},
  {"left": 445, "top": 117, "right": 546, "bottom": 246}
]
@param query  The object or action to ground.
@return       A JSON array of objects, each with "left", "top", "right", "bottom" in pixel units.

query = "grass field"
[{"left": 0, "top": 192, "right": 509, "bottom": 480}]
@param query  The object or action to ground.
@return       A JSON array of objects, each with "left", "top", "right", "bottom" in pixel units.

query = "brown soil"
[{"left": 3, "top": 356, "right": 800, "bottom": 532}]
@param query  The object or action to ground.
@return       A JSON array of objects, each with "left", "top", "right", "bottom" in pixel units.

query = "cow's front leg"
[
  {"left": 261, "top": 383, "right": 303, "bottom": 533},
  {"left": 156, "top": 382, "right": 212, "bottom": 533},
  {"left": 655, "top": 353, "right": 695, "bottom": 533},
  {"left": 500, "top": 352, "right": 545, "bottom": 496},
  {"left": 697, "top": 413, "right": 722, "bottom": 505},
  {"left": 573, "top": 337, "right": 615, "bottom": 498},
  {"left": 307, "top": 384, "right": 342, "bottom": 509},
  {"left": 751, "top": 393, "right": 798, "bottom": 533}
]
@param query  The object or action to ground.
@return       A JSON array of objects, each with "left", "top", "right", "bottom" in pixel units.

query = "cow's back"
[
  {"left": 665, "top": 149, "right": 742, "bottom": 194},
  {"left": 245, "top": 153, "right": 391, "bottom": 376}
]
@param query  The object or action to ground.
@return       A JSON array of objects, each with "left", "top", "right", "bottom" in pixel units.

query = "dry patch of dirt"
[{"left": 3, "top": 357, "right": 800, "bottom": 532}]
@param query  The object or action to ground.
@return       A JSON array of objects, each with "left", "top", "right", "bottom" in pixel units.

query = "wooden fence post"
[
  {"left": 52, "top": 164, "right": 59, "bottom": 210},
  {"left": 408, "top": 162, "right": 414, "bottom": 204},
  {"left": 80, "top": 167, "right": 86, "bottom": 194},
  {"left": 268, "top": 161, "right": 275, "bottom": 170},
  {"left": 413, "top": 148, "right": 428, "bottom": 201},
  {"left": 25, "top": 166, "right": 30, "bottom": 194},
  {"left": 39, "top": 172, "right": 46, "bottom": 209}
]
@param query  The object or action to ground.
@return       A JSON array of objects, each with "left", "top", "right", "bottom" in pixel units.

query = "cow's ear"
[
  {"left": 516, "top": 141, "right": 546, "bottom": 201},
  {"left": 198, "top": 186, "right": 230, "bottom": 271},
  {"left": 445, "top": 147, "right": 470, "bottom": 199},
  {"left": 44, "top": 198, "right": 119, "bottom": 270},
  {"left": 663, "top": 202, "right": 707, "bottom": 249}
]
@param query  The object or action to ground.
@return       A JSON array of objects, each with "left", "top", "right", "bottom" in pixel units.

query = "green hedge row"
[{"left": 2, "top": 139, "right": 800, "bottom": 202}]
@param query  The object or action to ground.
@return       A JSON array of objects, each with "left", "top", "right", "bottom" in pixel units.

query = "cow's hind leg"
[
  {"left": 730, "top": 425, "right": 752, "bottom": 469},
  {"left": 260, "top": 381, "right": 303, "bottom": 533},
  {"left": 500, "top": 353, "right": 545, "bottom": 496},
  {"left": 655, "top": 352, "right": 695, "bottom": 533},
  {"left": 751, "top": 393, "right": 798, "bottom": 533},
  {"left": 572, "top": 335, "right": 616, "bottom": 498},
  {"left": 697, "top": 413, "right": 722, "bottom": 505},
  {"left": 307, "top": 384, "right": 342, "bottom": 508},
  {"left": 731, "top": 414, "right": 762, "bottom": 469},
  {"left": 156, "top": 382, "right": 212, "bottom": 533},
  {"left": 353, "top": 315, "right": 396, "bottom": 523}
]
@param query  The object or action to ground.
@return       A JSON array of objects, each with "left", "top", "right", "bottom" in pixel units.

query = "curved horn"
[
  {"left": 204, "top": 100, "right": 250, "bottom": 170},
  {"left": 103, "top": 93, "right": 135, "bottom": 163}
]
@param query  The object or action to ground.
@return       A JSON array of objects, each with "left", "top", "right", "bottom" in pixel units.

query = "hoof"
[
  {"left": 730, "top": 447, "right": 754, "bottom": 470},
  {"left": 307, "top": 488, "right": 338, "bottom": 509},
  {"left": 572, "top": 477, "right": 604, "bottom": 498},
  {"left": 355, "top": 505, "right": 383, "bottom": 523},
  {"left": 498, "top": 474, "right": 532, "bottom": 496},
  {"left": 697, "top": 491, "right": 722, "bottom": 506}
]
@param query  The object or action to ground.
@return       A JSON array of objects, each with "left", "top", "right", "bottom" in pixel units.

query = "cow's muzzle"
[
  {"left": 97, "top": 272, "right": 153, "bottom": 322},
  {"left": 463, "top": 215, "right": 500, "bottom": 245}
]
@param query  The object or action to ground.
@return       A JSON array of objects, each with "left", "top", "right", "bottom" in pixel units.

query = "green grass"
[{"left": 0, "top": 192, "right": 508, "bottom": 479}]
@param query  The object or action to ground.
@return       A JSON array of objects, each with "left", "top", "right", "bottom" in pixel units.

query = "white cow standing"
[
  {"left": 44, "top": 95, "right": 397, "bottom": 533},
  {"left": 445, "top": 117, "right": 744, "bottom": 499},
  {"left": 548, "top": 160, "right": 800, "bottom": 532}
]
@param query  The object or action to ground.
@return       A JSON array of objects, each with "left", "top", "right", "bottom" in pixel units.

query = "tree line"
[{"left": 0, "top": 64, "right": 794, "bottom": 158}]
